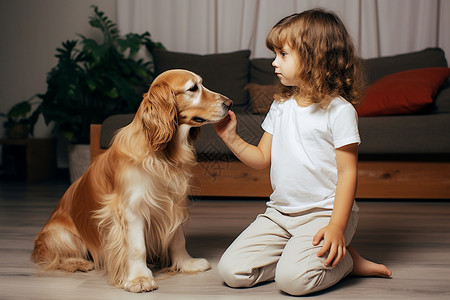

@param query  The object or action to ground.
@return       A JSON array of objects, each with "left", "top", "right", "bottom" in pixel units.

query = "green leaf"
[
  {"left": 63, "top": 131, "right": 75, "bottom": 142},
  {"left": 86, "top": 78, "right": 97, "bottom": 91},
  {"left": 8, "top": 101, "right": 31, "bottom": 119},
  {"left": 34, "top": 5, "right": 164, "bottom": 144},
  {"left": 106, "top": 87, "right": 119, "bottom": 99}
]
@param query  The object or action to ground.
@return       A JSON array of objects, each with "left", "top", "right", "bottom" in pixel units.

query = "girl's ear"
[{"left": 140, "top": 82, "right": 178, "bottom": 151}]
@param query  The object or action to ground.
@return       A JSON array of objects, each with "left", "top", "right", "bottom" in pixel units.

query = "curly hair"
[{"left": 266, "top": 9, "right": 365, "bottom": 107}]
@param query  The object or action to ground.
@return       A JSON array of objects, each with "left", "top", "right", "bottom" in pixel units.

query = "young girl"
[{"left": 215, "top": 9, "right": 392, "bottom": 296}]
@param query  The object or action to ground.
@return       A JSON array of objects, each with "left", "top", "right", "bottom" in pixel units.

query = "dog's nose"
[{"left": 223, "top": 98, "right": 233, "bottom": 110}]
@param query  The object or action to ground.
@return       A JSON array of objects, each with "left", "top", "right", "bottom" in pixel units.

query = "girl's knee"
[
  {"left": 218, "top": 255, "right": 253, "bottom": 288},
  {"left": 275, "top": 263, "right": 324, "bottom": 296},
  {"left": 275, "top": 272, "right": 306, "bottom": 295},
  {"left": 275, "top": 256, "right": 353, "bottom": 296},
  {"left": 217, "top": 257, "right": 239, "bottom": 287}
]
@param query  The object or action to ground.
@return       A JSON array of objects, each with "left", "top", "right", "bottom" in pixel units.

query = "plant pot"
[
  {"left": 7, "top": 123, "right": 29, "bottom": 139},
  {"left": 68, "top": 144, "right": 90, "bottom": 183}
]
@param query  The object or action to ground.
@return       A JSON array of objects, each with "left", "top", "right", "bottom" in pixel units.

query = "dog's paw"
[
  {"left": 123, "top": 276, "right": 158, "bottom": 293},
  {"left": 177, "top": 258, "right": 211, "bottom": 273},
  {"left": 60, "top": 258, "right": 95, "bottom": 272}
]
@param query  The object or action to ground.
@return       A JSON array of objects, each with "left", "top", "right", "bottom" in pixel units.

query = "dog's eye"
[
  {"left": 188, "top": 84, "right": 198, "bottom": 92},
  {"left": 192, "top": 117, "right": 206, "bottom": 123}
]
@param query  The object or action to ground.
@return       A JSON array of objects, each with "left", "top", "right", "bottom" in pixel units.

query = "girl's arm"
[
  {"left": 313, "top": 143, "right": 358, "bottom": 267},
  {"left": 214, "top": 111, "right": 272, "bottom": 170}
]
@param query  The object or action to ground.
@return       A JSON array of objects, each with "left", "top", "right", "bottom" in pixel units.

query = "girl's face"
[{"left": 272, "top": 44, "right": 300, "bottom": 87}]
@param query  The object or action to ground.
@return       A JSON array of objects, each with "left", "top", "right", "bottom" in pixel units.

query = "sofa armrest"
[{"left": 90, "top": 124, "right": 106, "bottom": 163}]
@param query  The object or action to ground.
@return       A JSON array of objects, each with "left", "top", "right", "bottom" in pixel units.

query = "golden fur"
[{"left": 31, "top": 69, "right": 232, "bottom": 292}]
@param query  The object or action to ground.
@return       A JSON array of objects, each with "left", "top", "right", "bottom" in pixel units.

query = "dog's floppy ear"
[{"left": 141, "top": 82, "right": 178, "bottom": 151}]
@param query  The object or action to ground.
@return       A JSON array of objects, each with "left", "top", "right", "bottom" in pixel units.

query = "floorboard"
[{"left": 1, "top": 180, "right": 450, "bottom": 299}]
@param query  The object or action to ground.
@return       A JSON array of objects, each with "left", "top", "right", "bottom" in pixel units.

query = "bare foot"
[{"left": 348, "top": 246, "right": 392, "bottom": 278}]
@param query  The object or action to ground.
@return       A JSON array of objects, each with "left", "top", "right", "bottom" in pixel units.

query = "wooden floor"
[{"left": 1, "top": 180, "right": 450, "bottom": 299}]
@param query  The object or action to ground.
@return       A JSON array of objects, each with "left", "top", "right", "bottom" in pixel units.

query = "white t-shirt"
[{"left": 261, "top": 97, "right": 360, "bottom": 214}]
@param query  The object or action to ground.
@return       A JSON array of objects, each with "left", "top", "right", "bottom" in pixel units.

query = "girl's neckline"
[
  {"left": 286, "top": 96, "right": 342, "bottom": 111},
  {"left": 293, "top": 96, "right": 314, "bottom": 108},
  {"left": 287, "top": 97, "right": 317, "bottom": 110}
]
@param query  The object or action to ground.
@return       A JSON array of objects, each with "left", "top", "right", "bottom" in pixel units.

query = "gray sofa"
[
  {"left": 96, "top": 47, "right": 450, "bottom": 199},
  {"left": 156, "top": 47, "right": 450, "bottom": 160}
]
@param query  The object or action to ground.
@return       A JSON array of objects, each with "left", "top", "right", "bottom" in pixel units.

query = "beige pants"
[{"left": 218, "top": 207, "right": 358, "bottom": 296}]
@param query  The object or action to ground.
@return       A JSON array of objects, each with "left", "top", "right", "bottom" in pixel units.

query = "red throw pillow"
[{"left": 357, "top": 67, "right": 450, "bottom": 117}]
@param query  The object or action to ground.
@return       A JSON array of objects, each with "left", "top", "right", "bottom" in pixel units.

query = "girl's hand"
[
  {"left": 214, "top": 110, "right": 237, "bottom": 142},
  {"left": 313, "top": 224, "right": 347, "bottom": 268}
]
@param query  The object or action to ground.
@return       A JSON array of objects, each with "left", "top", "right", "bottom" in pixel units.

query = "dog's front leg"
[
  {"left": 123, "top": 208, "right": 158, "bottom": 292},
  {"left": 169, "top": 227, "right": 211, "bottom": 273}
]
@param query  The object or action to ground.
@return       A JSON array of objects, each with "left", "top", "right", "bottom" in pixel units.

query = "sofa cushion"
[
  {"left": 358, "top": 114, "right": 450, "bottom": 154},
  {"left": 363, "top": 48, "right": 447, "bottom": 85},
  {"left": 249, "top": 58, "right": 277, "bottom": 85},
  {"left": 245, "top": 83, "right": 277, "bottom": 114},
  {"left": 435, "top": 87, "right": 450, "bottom": 113},
  {"left": 357, "top": 67, "right": 450, "bottom": 117},
  {"left": 153, "top": 49, "right": 250, "bottom": 106}
]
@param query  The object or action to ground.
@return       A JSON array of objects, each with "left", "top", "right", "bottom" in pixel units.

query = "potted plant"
[
  {"left": 34, "top": 6, "right": 164, "bottom": 181},
  {"left": 1, "top": 95, "right": 40, "bottom": 139}
]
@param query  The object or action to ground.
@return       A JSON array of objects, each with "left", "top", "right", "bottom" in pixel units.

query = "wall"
[{"left": 0, "top": 0, "right": 116, "bottom": 167}]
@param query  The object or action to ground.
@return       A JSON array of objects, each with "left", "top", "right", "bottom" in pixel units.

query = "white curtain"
[{"left": 117, "top": 0, "right": 449, "bottom": 59}]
